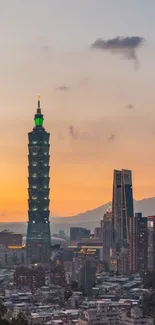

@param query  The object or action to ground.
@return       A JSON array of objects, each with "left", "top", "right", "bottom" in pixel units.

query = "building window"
[
  {"left": 32, "top": 185, "right": 37, "bottom": 189},
  {"left": 32, "top": 173, "right": 37, "bottom": 178},
  {"left": 32, "top": 162, "right": 37, "bottom": 166}
]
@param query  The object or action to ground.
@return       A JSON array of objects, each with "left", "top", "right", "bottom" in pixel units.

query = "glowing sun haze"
[{"left": 0, "top": 0, "right": 155, "bottom": 221}]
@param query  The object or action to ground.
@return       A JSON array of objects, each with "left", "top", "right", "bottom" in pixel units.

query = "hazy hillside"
[
  {"left": 0, "top": 197, "right": 155, "bottom": 235},
  {"left": 52, "top": 202, "right": 110, "bottom": 224}
]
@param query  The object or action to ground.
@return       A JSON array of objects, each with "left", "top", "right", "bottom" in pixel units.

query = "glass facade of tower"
[
  {"left": 26, "top": 97, "right": 51, "bottom": 264},
  {"left": 112, "top": 169, "right": 134, "bottom": 244}
]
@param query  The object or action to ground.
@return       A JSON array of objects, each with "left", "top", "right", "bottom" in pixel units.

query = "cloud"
[
  {"left": 56, "top": 85, "right": 70, "bottom": 92},
  {"left": 108, "top": 133, "right": 116, "bottom": 142},
  {"left": 90, "top": 36, "right": 145, "bottom": 65},
  {"left": 127, "top": 104, "right": 134, "bottom": 109},
  {"left": 68, "top": 125, "right": 78, "bottom": 140},
  {"left": 40, "top": 45, "right": 49, "bottom": 51}
]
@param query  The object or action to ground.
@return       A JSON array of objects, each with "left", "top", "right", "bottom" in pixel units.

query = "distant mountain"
[
  {"left": 0, "top": 197, "right": 155, "bottom": 235},
  {"left": 52, "top": 202, "right": 110, "bottom": 225},
  {"left": 53, "top": 196, "right": 155, "bottom": 224},
  {"left": 134, "top": 197, "right": 155, "bottom": 217}
]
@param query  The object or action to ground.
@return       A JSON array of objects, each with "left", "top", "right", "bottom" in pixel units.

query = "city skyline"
[{"left": 1, "top": 1, "right": 155, "bottom": 221}]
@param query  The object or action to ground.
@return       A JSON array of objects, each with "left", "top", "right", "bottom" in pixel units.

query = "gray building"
[
  {"left": 101, "top": 207, "right": 113, "bottom": 269},
  {"left": 112, "top": 169, "right": 134, "bottom": 245},
  {"left": 70, "top": 227, "right": 90, "bottom": 242},
  {"left": 147, "top": 216, "right": 155, "bottom": 271},
  {"left": 129, "top": 213, "right": 148, "bottom": 273}
]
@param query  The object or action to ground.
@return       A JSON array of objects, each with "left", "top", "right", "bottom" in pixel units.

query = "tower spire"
[
  {"left": 34, "top": 94, "right": 44, "bottom": 127},
  {"left": 37, "top": 94, "right": 41, "bottom": 113}
]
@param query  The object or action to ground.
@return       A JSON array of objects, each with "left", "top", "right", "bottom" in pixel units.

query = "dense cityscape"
[{"left": 0, "top": 96, "right": 154, "bottom": 325}]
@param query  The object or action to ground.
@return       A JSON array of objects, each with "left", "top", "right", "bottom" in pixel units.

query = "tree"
[
  {"left": 0, "top": 320, "right": 10, "bottom": 325},
  {"left": 142, "top": 292, "right": 155, "bottom": 319},
  {"left": 0, "top": 300, "right": 7, "bottom": 319},
  {"left": 0, "top": 301, "right": 29, "bottom": 325},
  {"left": 12, "top": 313, "right": 29, "bottom": 325},
  {"left": 143, "top": 271, "right": 155, "bottom": 289}
]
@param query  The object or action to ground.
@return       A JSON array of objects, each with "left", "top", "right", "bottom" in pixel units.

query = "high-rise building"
[
  {"left": 101, "top": 207, "right": 113, "bottom": 269},
  {"left": 0, "top": 231, "right": 22, "bottom": 248},
  {"left": 147, "top": 216, "right": 155, "bottom": 271},
  {"left": 129, "top": 213, "right": 148, "bottom": 273},
  {"left": 77, "top": 258, "right": 97, "bottom": 296},
  {"left": 117, "top": 241, "right": 129, "bottom": 274},
  {"left": 70, "top": 227, "right": 90, "bottom": 243},
  {"left": 112, "top": 169, "right": 134, "bottom": 244},
  {"left": 14, "top": 265, "right": 45, "bottom": 291},
  {"left": 94, "top": 227, "right": 102, "bottom": 239},
  {"left": 26, "top": 95, "right": 51, "bottom": 264}
]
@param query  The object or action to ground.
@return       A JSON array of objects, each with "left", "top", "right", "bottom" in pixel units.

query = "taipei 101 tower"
[{"left": 26, "top": 95, "right": 51, "bottom": 264}]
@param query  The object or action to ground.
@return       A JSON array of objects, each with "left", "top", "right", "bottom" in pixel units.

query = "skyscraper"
[
  {"left": 101, "top": 206, "right": 113, "bottom": 269},
  {"left": 26, "top": 95, "right": 51, "bottom": 264},
  {"left": 129, "top": 213, "right": 148, "bottom": 273},
  {"left": 112, "top": 169, "right": 134, "bottom": 244},
  {"left": 147, "top": 216, "right": 155, "bottom": 271}
]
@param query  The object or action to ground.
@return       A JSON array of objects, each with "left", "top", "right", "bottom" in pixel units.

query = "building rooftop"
[{"left": 22, "top": 236, "right": 68, "bottom": 247}]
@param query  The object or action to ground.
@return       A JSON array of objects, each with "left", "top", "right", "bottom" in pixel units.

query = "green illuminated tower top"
[{"left": 34, "top": 94, "right": 44, "bottom": 127}]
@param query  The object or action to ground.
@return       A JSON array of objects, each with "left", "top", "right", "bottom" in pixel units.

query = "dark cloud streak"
[
  {"left": 68, "top": 125, "right": 78, "bottom": 140},
  {"left": 108, "top": 133, "right": 116, "bottom": 142},
  {"left": 90, "top": 36, "right": 145, "bottom": 66},
  {"left": 127, "top": 104, "right": 134, "bottom": 109},
  {"left": 40, "top": 45, "right": 49, "bottom": 51},
  {"left": 56, "top": 85, "right": 70, "bottom": 92}
]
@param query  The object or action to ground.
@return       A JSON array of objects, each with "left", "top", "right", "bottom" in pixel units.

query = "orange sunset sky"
[{"left": 1, "top": 1, "right": 155, "bottom": 222}]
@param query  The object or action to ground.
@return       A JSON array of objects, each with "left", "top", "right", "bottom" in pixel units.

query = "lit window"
[
  {"left": 33, "top": 220, "right": 35, "bottom": 223},
  {"left": 32, "top": 196, "right": 37, "bottom": 200},
  {"left": 32, "top": 141, "right": 37, "bottom": 144},
  {"left": 32, "top": 185, "right": 37, "bottom": 189},
  {"left": 44, "top": 163, "right": 48, "bottom": 167},
  {"left": 32, "top": 152, "right": 37, "bottom": 156},
  {"left": 44, "top": 174, "right": 48, "bottom": 178},
  {"left": 44, "top": 152, "right": 48, "bottom": 155},
  {"left": 32, "top": 162, "right": 37, "bottom": 166},
  {"left": 44, "top": 207, "right": 48, "bottom": 211},
  {"left": 44, "top": 185, "right": 48, "bottom": 189},
  {"left": 44, "top": 141, "right": 48, "bottom": 144},
  {"left": 32, "top": 207, "right": 37, "bottom": 211}
]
